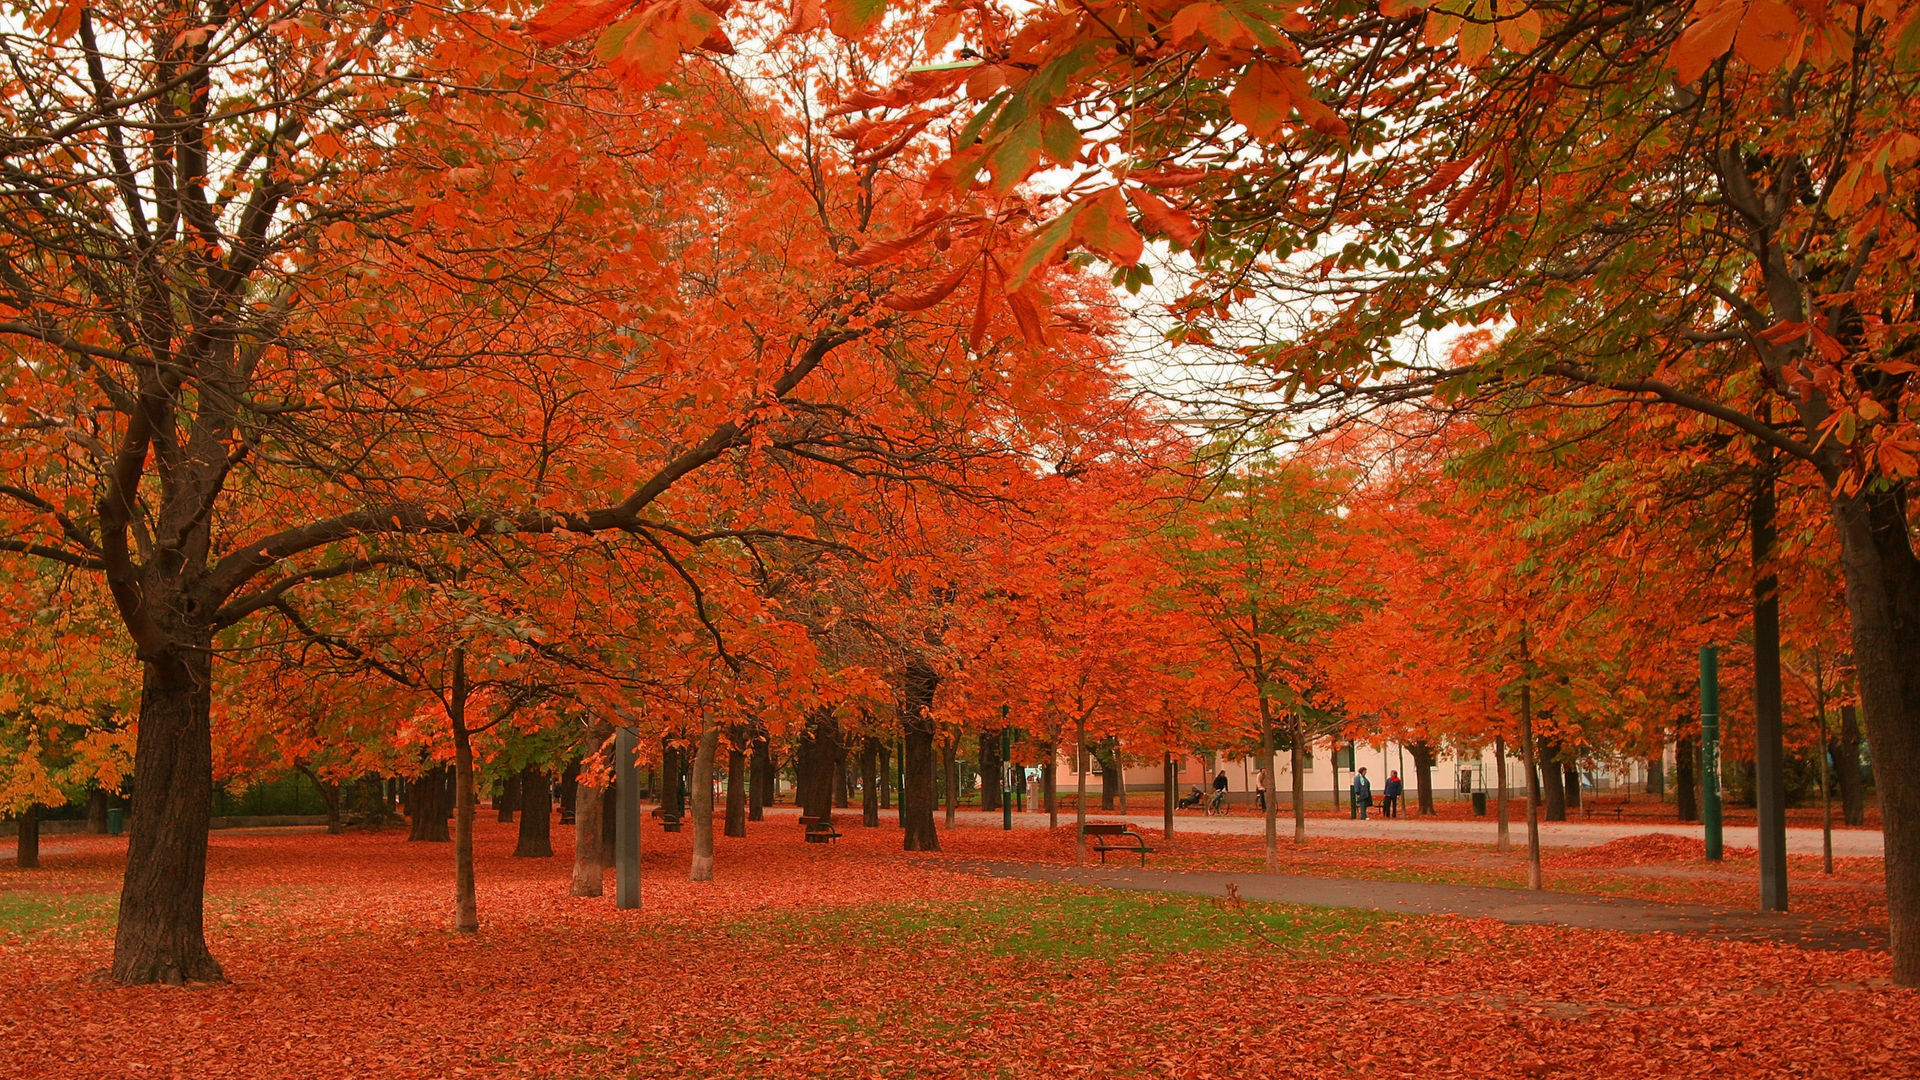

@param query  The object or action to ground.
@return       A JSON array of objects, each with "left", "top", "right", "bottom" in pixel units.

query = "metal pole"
[
  {"left": 1701, "top": 645, "right": 1723, "bottom": 862},
  {"left": 615, "top": 727, "right": 641, "bottom": 910}
]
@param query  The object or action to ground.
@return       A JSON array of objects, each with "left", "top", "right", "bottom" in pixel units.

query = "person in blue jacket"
[
  {"left": 1383, "top": 770, "right": 1404, "bottom": 818},
  {"left": 1350, "top": 767, "right": 1373, "bottom": 819}
]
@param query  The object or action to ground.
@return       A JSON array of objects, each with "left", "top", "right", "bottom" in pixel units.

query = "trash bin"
[
  {"left": 1470, "top": 792, "right": 1487, "bottom": 816},
  {"left": 107, "top": 808, "right": 124, "bottom": 836}
]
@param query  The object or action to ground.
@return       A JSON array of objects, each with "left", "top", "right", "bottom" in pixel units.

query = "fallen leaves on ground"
[{"left": 1, "top": 818, "right": 1910, "bottom": 1079}]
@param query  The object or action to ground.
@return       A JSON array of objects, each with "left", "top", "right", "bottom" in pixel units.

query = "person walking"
[
  {"left": 1255, "top": 764, "right": 1274, "bottom": 811},
  {"left": 1350, "top": 767, "right": 1373, "bottom": 820},
  {"left": 1211, "top": 769, "right": 1229, "bottom": 815},
  {"left": 1383, "top": 771, "right": 1404, "bottom": 818}
]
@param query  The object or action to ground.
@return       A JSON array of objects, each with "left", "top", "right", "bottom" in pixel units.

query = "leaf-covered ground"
[{"left": 2, "top": 818, "right": 1911, "bottom": 1078}]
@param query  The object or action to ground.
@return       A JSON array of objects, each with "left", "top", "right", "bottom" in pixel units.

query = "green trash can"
[
  {"left": 107, "top": 808, "right": 124, "bottom": 836},
  {"left": 1470, "top": 792, "right": 1487, "bottom": 816}
]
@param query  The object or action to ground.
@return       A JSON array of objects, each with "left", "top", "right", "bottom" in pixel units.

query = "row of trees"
[{"left": 5, "top": 0, "right": 1914, "bottom": 985}]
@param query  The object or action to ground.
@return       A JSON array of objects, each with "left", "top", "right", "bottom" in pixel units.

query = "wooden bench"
[
  {"left": 1084, "top": 823, "right": 1151, "bottom": 866},
  {"left": 1583, "top": 797, "right": 1659, "bottom": 821},
  {"left": 649, "top": 807, "right": 683, "bottom": 832},
  {"left": 799, "top": 815, "right": 841, "bottom": 844}
]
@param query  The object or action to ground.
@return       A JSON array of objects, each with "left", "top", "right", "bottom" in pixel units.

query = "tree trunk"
[
  {"left": 749, "top": 733, "right": 771, "bottom": 820},
  {"left": 449, "top": 651, "right": 478, "bottom": 933},
  {"left": 1836, "top": 705, "right": 1867, "bottom": 827},
  {"left": 878, "top": 743, "right": 892, "bottom": 810},
  {"left": 861, "top": 736, "right": 881, "bottom": 827},
  {"left": 659, "top": 742, "right": 685, "bottom": 818},
  {"left": 799, "top": 710, "right": 839, "bottom": 824},
  {"left": 557, "top": 759, "right": 580, "bottom": 826},
  {"left": 297, "top": 763, "right": 343, "bottom": 834},
  {"left": 497, "top": 773, "right": 517, "bottom": 822},
  {"left": 1494, "top": 736, "right": 1511, "bottom": 852},
  {"left": 600, "top": 785, "right": 616, "bottom": 866},
  {"left": 513, "top": 766, "right": 552, "bottom": 858},
  {"left": 87, "top": 788, "right": 111, "bottom": 834},
  {"left": 1676, "top": 734, "right": 1700, "bottom": 822},
  {"left": 572, "top": 776, "right": 606, "bottom": 897},
  {"left": 1563, "top": 762, "right": 1582, "bottom": 810},
  {"left": 1043, "top": 752, "right": 1058, "bottom": 830},
  {"left": 979, "top": 731, "right": 1003, "bottom": 812},
  {"left": 835, "top": 749, "right": 853, "bottom": 809},
  {"left": 111, "top": 646, "right": 225, "bottom": 984},
  {"left": 13, "top": 803, "right": 39, "bottom": 869},
  {"left": 1095, "top": 740, "right": 1120, "bottom": 810},
  {"left": 1290, "top": 723, "right": 1307, "bottom": 844},
  {"left": 409, "top": 766, "right": 451, "bottom": 842},
  {"left": 1410, "top": 740, "right": 1436, "bottom": 815},
  {"left": 690, "top": 726, "right": 720, "bottom": 881},
  {"left": 899, "top": 658, "right": 940, "bottom": 851},
  {"left": 943, "top": 738, "right": 958, "bottom": 830},
  {"left": 1074, "top": 717, "right": 1088, "bottom": 864},
  {"left": 1163, "top": 752, "right": 1175, "bottom": 841},
  {"left": 1646, "top": 752, "right": 1665, "bottom": 797},
  {"left": 1829, "top": 482, "right": 1920, "bottom": 984},
  {"left": 1539, "top": 738, "right": 1567, "bottom": 821},
  {"left": 1520, "top": 680, "right": 1543, "bottom": 891},
  {"left": 725, "top": 734, "right": 748, "bottom": 839}
]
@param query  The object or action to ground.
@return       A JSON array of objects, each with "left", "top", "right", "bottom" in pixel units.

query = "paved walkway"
[
  {"left": 962, "top": 861, "right": 1886, "bottom": 951},
  {"left": 938, "top": 808, "right": 1885, "bottom": 857}
]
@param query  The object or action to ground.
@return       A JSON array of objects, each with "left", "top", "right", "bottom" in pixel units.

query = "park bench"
[
  {"left": 1084, "top": 823, "right": 1151, "bottom": 866},
  {"left": 1583, "top": 797, "right": 1659, "bottom": 821},
  {"left": 649, "top": 806, "right": 684, "bottom": 832},
  {"left": 799, "top": 815, "right": 842, "bottom": 844}
]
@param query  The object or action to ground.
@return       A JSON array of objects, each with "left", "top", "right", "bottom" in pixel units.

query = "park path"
[
  {"left": 933, "top": 807, "right": 1885, "bottom": 857},
  {"left": 960, "top": 860, "right": 1886, "bottom": 951}
]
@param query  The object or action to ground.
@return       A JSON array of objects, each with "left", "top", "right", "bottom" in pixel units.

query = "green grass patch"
[
  {"left": 757, "top": 884, "right": 1388, "bottom": 962},
  {"left": 0, "top": 889, "right": 118, "bottom": 940}
]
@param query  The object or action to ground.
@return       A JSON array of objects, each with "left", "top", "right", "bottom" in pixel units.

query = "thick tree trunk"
[
  {"left": 1676, "top": 735, "right": 1700, "bottom": 822},
  {"left": 1410, "top": 740, "right": 1436, "bottom": 815},
  {"left": 1562, "top": 762, "right": 1582, "bottom": 810},
  {"left": 572, "top": 777, "right": 606, "bottom": 897},
  {"left": 408, "top": 766, "right": 450, "bottom": 842},
  {"left": 297, "top": 762, "right": 343, "bottom": 834},
  {"left": 860, "top": 736, "right": 881, "bottom": 827},
  {"left": 1829, "top": 482, "right": 1920, "bottom": 985},
  {"left": 1836, "top": 705, "right": 1867, "bottom": 827},
  {"left": 497, "top": 773, "right": 517, "bottom": 823},
  {"left": 112, "top": 647, "right": 224, "bottom": 984},
  {"left": 725, "top": 735, "right": 748, "bottom": 839},
  {"left": 513, "top": 766, "right": 552, "bottom": 858},
  {"left": 1646, "top": 751, "right": 1665, "bottom": 797},
  {"left": 749, "top": 733, "right": 771, "bottom": 819},
  {"left": 979, "top": 731, "right": 1003, "bottom": 812},
  {"left": 449, "top": 651, "right": 478, "bottom": 934},
  {"left": 835, "top": 750, "right": 853, "bottom": 809},
  {"left": 899, "top": 658, "right": 940, "bottom": 851},
  {"left": 878, "top": 743, "right": 892, "bottom": 810},
  {"left": 1539, "top": 738, "right": 1567, "bottom": 821},
  {"left": 690, "top": 726, "right": 719, "bottom": 881},
  {"left": 799, "top": 710, "right": 839, "bottom": 824},
  {"left": 13, "top": 803, "right": 39, "bottom": 868}
]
